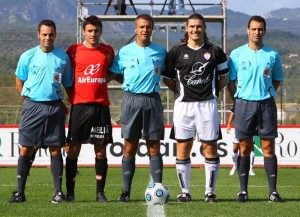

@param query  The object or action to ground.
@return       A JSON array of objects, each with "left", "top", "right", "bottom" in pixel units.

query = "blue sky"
[
  {"left": 139, "top": 1, "right": 300, "bottom": 16},
  {"left": 227, "top": 0, "right": 300, "bottom": 15}
]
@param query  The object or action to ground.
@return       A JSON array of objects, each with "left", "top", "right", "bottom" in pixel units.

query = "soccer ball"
[{"left": 145, "top": 183, "right": 170, "bottom": 205}]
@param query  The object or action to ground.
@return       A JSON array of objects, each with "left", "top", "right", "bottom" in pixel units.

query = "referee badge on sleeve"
[
  {"left": 53, "top": 72, "right": 62, "bottom": 83},
  {"left": 154, "top": 65, "right": 160, "bottom": 75},
  {"left": 263, "top": 67, "right": 271, "bottom": 77}
]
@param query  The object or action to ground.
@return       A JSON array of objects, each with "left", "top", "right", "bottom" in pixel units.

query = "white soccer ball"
[{"left": 145, "top": 183, "right": 170, "bottom": 205}]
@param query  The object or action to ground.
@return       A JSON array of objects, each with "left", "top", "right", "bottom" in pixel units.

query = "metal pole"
[
  {"left": 167, "top": 89, "right": 170, "bottom": 124},
  {"left": 77, "top": 0, "right": 81, "bottom": 43},
  {"left": 150, "top": 0, "right": 154, "bottom": 16},
  {"left": 166, "top": 25, "right": 169, "bottom": 51},
  {"left": 222, "top": 0, "right": 227, "bottom": 124},
  {"left": 280, "top": 82, "right": 283, "bottom": 125},
  {"left": 166, "top": 25, "right": 170, "bottom": 123}
]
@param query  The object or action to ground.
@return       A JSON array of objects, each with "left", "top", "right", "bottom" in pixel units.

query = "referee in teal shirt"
[
  {"left": 228, "top": 15, "right": 284, "bottom": 203},
  {"left": 8, "top": 20, "right": 73, "bottom": 204},
  {"left": 109, "top": 14, "right": 167, "bottom": 202}
]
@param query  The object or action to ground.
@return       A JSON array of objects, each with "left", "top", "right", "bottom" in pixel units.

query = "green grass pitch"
[{"left": 0, "top": 167, "right": 299, "bottom": 217}]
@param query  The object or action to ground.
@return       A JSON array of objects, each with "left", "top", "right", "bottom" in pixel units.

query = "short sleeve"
[
  {"left": 272, "top": 52, "right": 283, "bottom": 82},
  {"left": 15, "top": 52, "right": 29, "bottom": 81},
  {"left": 228, "top": 51, "right": 238, "bottom": 81},
  {"left": 162, "top": 45, "right": 179, "bottom": 79}
]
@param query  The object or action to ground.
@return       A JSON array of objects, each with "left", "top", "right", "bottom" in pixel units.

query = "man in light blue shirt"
[
  {"left": 8, "top": 19, "right": 73, "bottom": 204},
  {"left": 228, "top": 15, "right": 283, "bottom": 203},
  {"left": 109, "top": 14, "right": 167, "bottom": 202}
]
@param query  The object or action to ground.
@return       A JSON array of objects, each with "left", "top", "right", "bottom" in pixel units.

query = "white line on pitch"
[{"left": 147, "top": 176, "right": 166, "bottom": 217}]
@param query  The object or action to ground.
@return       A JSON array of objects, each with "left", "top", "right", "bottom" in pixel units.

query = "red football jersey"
[{"left": 67, "top": 43, "right": 115, "bottom": 106}]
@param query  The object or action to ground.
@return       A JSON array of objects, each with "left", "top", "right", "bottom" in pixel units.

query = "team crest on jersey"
[
  {"left": 263, "top": 67, "right": 271, "bottom": 77},
  {"left": 183, "top": 54, "right": 189, "bottom": 59},
  {"left": 204, "top": 52, "right": 211, "bottom": 60}
]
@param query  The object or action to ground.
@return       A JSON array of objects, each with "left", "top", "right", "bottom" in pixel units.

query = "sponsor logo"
[
  {"left": 183, "top": 54, "right": 189, "bottom": 59},
  {"left": 78, "top": 77, "right": 106, "bottom": 84},
  {"left": 177, "top": 169, "right": 184, "bottom": 174},
  {"left": 184, "top": 62, "right": 210, "bottom": 85},
  {"left": 91, "top": 127, "right": 108, "bottom": 133},
  {"left": 78, "top": 63, "right": 105, "bottom": 84},
  {"left": 123, "top": 171, "right": 131, "bottom": 175},
  {"left": 84, "top": 64, "right": 101, "bottom": 75},
  {"left": 208, "top": 166, "right": 217, "bottom": 171},
  {"left": 90, "top": 127, "right": 108, "bottom": 139},
  {"left": 154, "top": 169, "right": 162, "bottom": 174},
  {"left": 270, "top": 194, "right": 276, "bottom": 201},
  {"left": 191, "top": 62, "right": 208, "bottom": 76},
  {"left": 96, "top": 175, "right": 103, "bottom": 180},
  {"left": 1, "top": 130, "right": 300, "bottom": 165},
  {"left": 241, "top": 61, "right": 248, "bottom": 70}
]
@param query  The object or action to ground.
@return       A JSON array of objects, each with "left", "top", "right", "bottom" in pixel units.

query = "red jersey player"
[{"left": 65, "top": 15, "right": 115, "bottom": 203}]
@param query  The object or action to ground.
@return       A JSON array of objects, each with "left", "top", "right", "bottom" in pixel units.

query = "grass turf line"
[{"left": 0, "top": 167, "right": 299, "bottom": 217}]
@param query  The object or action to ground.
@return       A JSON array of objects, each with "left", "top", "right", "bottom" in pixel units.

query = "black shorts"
[
  {"left": 68, "top": 103, "right": 113, "bottom": 145},
  {"left": 121, "top": 92, "right": 164, "bottom": 140},
  {"left": 234, "top": 97, "right": 278, "bottom": 139},
  {"left": 19, "top": 99, "right": 66, "bottom": 147}
]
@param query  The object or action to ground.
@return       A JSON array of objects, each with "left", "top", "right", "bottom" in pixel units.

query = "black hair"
[
  {"left": 180, "top": 13, "right": 209, "bottom": 44},
  {"left": 248, "top": 15, "right": 266, "bottom": 31},
  {"left": 83, "top": 15, "right": 103, "bottom": 30},
  {"left": 135, "top": 14, "right": 154, "bottom": 28},
  {"left": 38, "top": 19, "right": 56, "bottom": 32}
]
